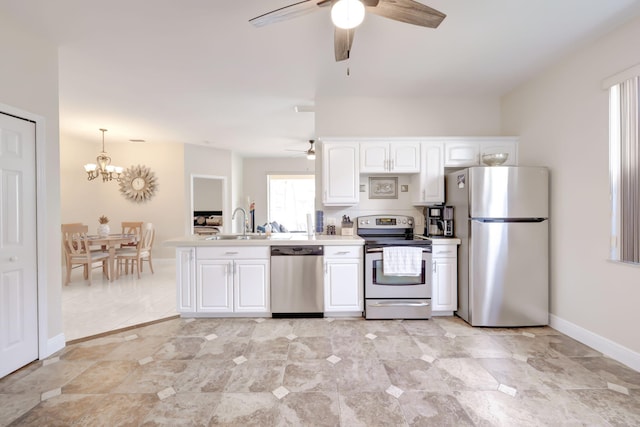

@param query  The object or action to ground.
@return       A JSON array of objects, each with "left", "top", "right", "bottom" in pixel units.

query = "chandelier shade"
[{"left": 84, "top": 128, "right": 123, "bottom": 182}]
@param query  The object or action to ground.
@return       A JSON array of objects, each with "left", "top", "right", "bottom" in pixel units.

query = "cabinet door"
[
  {"left": 234, "top": 259, "right": 270, "bottom": 313},
  {"left": 360, "top": 143, "right": 388, "bottom": 173},
  {"left": 391, "top": 143, "right": 420, "bottom": 173},
  {"left": 324, "top": 259, "right": 362, "bottom": 312},
  {"left": 412, "top": 142, "right": 444, "bottom": 205},
  {"left": 176, "top": 247, "right": 196, "bottom": 313},
  {"left": 432, "top": 244, "right": 458, "bottom": 312},
  {"left": 322, "top": 142, "right": 359, "bottom": 205},
  {"left": 444, "top": 141, "right": 480, "bottom": 167},
  {"left": 480, "top": 140, "right": 518, "bottom": 165},
  {"left": 197, "top": 259, "right": 233, "bottom": 312}
]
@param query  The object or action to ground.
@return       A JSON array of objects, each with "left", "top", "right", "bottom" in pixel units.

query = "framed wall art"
[{"left": 369, "top": 177, "right": 398, "bottom": 199}]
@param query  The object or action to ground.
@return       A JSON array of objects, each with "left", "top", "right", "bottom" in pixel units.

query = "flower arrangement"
[{"left": 97, "top": 215, "right": 110, "bottom": 237}]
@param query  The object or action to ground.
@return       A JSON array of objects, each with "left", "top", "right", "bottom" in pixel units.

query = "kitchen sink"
[{"left": 205, "top": 234, "right": 268, "bottom": 240}]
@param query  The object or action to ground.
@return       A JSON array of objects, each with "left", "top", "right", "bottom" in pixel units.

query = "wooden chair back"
[
  {"left": 61, "top": 224, "right": 90, "bottom": 256},
  {"left": 121, "top": 221, "right": 143, "bottom": 245},
  {"left": 139, "top": 223, "right": 155, "bottom": 252}
]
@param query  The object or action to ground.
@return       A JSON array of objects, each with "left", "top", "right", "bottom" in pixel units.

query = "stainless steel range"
[{"left": 357, "top": 215, "right": 432, "bottom": 320}]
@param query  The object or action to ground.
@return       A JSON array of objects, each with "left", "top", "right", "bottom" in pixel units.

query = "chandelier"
[{"left": 83, "top": 128, "right": 123, "bottom": 182}]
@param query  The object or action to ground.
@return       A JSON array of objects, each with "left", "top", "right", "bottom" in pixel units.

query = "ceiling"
[{"left": 2, "top": 0, "right": 640, "bottom": 157}]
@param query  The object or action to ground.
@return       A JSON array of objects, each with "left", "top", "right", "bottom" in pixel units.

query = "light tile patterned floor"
[
  {"left": 62, "top": 260, "right": 178, "bottom": 341},
  {"left": 2, "top": 316, "right": 640, "bottom": 426}
]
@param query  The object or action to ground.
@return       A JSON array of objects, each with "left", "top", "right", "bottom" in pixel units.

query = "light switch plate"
[
  {"left": 401, "top": 184, "right": 408, "bottom": 192},
  {"left": 360, "top": 184, "right": 366, "bottom": 192}
]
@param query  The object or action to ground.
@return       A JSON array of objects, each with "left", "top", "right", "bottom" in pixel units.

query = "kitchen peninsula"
[{"left": 165, "top": 234, "right": 365, "bottom": 318}]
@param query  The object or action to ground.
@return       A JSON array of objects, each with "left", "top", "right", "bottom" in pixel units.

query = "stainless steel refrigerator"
[{"left": 446, "top": 166, "right": 549, "bottom": 327}]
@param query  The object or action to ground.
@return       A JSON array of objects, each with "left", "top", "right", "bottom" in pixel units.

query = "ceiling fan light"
[
  {"left": 307, "top": 151, "right": 316, "bottom": 160},
  {"left": 331, "top": 0, "right": 365, "bottom": 30}
]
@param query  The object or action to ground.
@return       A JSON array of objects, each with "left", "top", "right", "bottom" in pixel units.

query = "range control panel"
[{"left": 357, "top": 215, "right": 414, "bottom": 230}]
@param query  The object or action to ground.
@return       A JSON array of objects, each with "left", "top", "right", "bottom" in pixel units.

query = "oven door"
[{"left": 365, "top": 249, "right": 431, "bottom": 298}]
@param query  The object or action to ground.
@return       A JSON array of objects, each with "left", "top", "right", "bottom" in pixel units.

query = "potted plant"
[{"left": 97, "top": 215, "right": 110, "bottom": 237}]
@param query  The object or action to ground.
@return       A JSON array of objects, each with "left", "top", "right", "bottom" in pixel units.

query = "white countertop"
[{"left": 164, "top": 233, "right": 365, "bottom": 247}]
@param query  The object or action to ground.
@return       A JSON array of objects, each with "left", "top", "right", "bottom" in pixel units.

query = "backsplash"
[{"left": 321, "top": 174, "right": 425, "bottom": 234}]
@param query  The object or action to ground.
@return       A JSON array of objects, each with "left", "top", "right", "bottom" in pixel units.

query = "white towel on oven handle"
[{"left": 382, "top": 246, "right": 423, "bottom": 276}]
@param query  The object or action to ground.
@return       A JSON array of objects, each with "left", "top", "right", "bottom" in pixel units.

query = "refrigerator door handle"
[{"left": 472, "top": 218, "right": 547, "bottom": 223}]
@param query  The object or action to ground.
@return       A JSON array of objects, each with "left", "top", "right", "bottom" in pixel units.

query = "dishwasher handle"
[{"left": 271, "top": 246, "right": 324, "bottom": 256}]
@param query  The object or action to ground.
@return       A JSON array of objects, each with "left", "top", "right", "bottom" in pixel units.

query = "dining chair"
[
  {"left": 119, "top": 221, "right": 143, "bottom": 273},
  {"left": 61, "top": 224, "right": 110, "bottom": 285},
  {"left": 121, "top": 221, "right": 143, "bottom": 244},
  {"left": 115, "top": 223, "right": 155, "bottom": 279}
]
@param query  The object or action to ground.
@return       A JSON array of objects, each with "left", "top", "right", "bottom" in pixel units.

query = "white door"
[
  {"left": 176, "top": 247, "right": 195, "bottom": 313},
  {"left": 234, "top": 260, "right": 269, "bottom": 312},
  {"left": 391, "top": 143, "right": 420, "bottom": 172},
  {"left": 197, "top": 260, "right": 233, "bottom": 312},
  {"left": 324, "top": 259, "right": 362, "bottom": 312},
  {"left": 0, "top": 113, "right": 38, "bottom": 378}
]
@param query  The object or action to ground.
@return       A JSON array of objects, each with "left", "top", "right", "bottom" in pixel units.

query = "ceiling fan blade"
[
  {"left": 250, "top": 0, "right": 330, "bottom": 28},
  {"left": 334, "top": 27, "right": 355, "bottom": 62},
  {"left": 367, "top": 0, "right": 446, "bottom": 28}
]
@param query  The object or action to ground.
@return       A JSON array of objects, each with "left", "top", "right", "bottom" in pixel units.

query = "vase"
[{"left": 98, "top": 224, "right": 110, "bottom": 237}]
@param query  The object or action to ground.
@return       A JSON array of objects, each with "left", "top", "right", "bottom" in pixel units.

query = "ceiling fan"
[
  {"left": 249, "top": 0, "right": 446, "bottom": 62},
  {"left": 286, "top": 140, "right": 316, "bottom": 160}
]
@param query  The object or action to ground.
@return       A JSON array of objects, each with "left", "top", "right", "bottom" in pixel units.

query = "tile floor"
[
  {"left": 2, "top": 316, "right": 640, "bottom": 426},
  {"left": 62, "top": 260, "right": 178, "bottom": 341}
]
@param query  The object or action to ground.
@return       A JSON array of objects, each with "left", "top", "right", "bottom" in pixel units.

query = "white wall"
[
  {"left": 193, "top": 177, "right": 223, "bottom": 211},
  {"left": 314, "top": 96, "right": 503, "bottom": 233},
  {"left": 61, "top": 137, "right": 184, "bottom": 259},
  {"left": 315, "top": 96, "right": 502, "bottom": 137},
  {"left": 184, "top": 144, "right": 234, "bottom": 234},
  {"left": 502, "top": 16, "right": 640, "bottom": 355},
  {"left": 0, "top": 14, "right": 62, "bottom": 344},
  {"left": 243, "top": 157, "right": 315, "bottom": 229}
]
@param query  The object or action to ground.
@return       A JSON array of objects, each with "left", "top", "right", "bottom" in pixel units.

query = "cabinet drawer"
[
  {"left": 197, "top": 246, "right": 269, "bottom": 259},
  {"left": 324, "top": 245, "right": 363, "bottom": 258},
  {"left": 432, "top": 246, "right": 457, "bottom": 258}
]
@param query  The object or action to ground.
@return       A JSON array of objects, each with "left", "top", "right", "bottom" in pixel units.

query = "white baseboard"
[
  {"left": 43, "top": 333, "right": 66, "bottom": 359},
  {"left": 550, "top": 314, "right": 640, "bottom": 372}
]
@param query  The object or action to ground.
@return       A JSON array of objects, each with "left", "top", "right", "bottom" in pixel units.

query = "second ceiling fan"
[{"left": 249, "top": 0, "right": 446, "bottom": 62}]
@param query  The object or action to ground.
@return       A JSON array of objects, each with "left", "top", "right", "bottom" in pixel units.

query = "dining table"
[{"left": 88, "top": 234, "right": 136, "bottom": 282}]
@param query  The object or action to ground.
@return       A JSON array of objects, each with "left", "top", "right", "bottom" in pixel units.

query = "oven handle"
[
  {"left": 366, "top": 248, "right": 431, "bottom": 253},
  {"left": 368, "top": 301, "right": 431, "bottom": 307}
]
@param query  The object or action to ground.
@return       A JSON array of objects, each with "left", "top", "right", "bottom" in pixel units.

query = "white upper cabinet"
[
  {"left": 444, "top": 138, "right": 518, "bottom": 167},
  {"left": 412, "top": 142, "right": 445, "bottom": 205},
  {"left": 479, "top": 140, "right": 518, "bottom": 166},
  {"left": 322, "top": 141, "right": 359, "bottom": 206},
  {"left": 444, "top": 141, "right": 480, "bottom": 167},
  {"left": 360, "top": 141, "right": 420, "bottom": 173}
]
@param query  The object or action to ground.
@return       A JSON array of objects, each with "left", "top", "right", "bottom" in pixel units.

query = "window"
[
  {"left": 267, "top": 174, "right": 315, "bottom": 232},
  {"left": 608, "top": 69, "right": 640, "bottom": 263}
]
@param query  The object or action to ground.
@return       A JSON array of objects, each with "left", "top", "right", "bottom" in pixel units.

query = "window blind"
[{"left": 610, "top": 76, "right": 640, "bottom": 263}]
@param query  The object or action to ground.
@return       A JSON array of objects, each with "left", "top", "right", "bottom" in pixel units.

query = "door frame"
[{"left": 1, "top": 102, "right": 51, "bottom": 361}]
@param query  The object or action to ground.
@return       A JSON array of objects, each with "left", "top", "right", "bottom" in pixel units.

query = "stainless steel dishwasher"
[{"left": 270, "top": 245, "right": 324, "bottom": 318}]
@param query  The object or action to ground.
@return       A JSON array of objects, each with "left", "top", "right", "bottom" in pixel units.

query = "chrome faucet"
[{"left": 232, "top": 207, "right": 248, "bottom": 239}]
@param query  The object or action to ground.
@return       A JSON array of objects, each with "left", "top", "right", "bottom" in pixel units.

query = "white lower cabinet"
[
  {"left": 176, "top": 247, "right": 196, "bottom": 312},
  {"left": 324, "top": 246, "right": 363, "bottom": 314},
  {"left": 179, "top": 246, "right": 270, "bottom": 315},
  {"left": 234, "top": 259, "right": 270, "bottom": 312},
  {"left": 431, "top": 243, "right": 458, "bottom": 314},
  {"left": 197, "top": 259, "right": 233, "bottom": 312}
]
